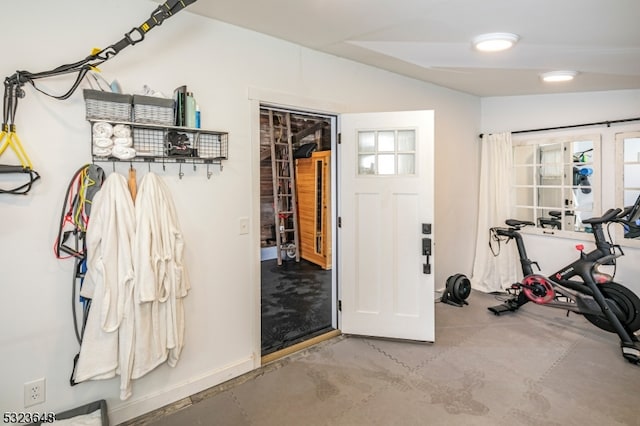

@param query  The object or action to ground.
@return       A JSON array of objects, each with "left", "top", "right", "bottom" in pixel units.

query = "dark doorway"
[{"left": 259, "top": 106, "right": 335, "bottom": 357}]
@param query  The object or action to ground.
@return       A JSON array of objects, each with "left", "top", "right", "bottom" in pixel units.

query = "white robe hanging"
[
  {"left": 74, "top": 173, "right": 136, "bottom": 398},
  {"left": 131, "top": 172, "right": 190, "bottom": 381}
]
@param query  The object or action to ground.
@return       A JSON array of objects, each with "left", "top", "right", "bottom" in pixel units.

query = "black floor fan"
[{"left": 441, "top": 274, "right": 471, "bottom": 307}]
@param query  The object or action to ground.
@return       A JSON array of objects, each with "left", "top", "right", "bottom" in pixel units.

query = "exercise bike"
[{"left": 487, "top": 202, "right": 640, "bottom": 364}]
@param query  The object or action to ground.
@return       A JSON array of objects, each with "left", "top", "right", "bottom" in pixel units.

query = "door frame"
[{"left": 249, "top": 88, "right": 344, "bottom": 366}]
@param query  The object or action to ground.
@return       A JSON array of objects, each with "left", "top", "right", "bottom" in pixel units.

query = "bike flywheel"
[{"left": 521, "top": 274, "right": 555, "bottom": 304}]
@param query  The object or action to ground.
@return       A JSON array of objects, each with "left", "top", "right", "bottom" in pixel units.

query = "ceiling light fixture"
[
  {"left": 472, "top": 32, "right": 519, "bottom": 52},
  {"left": 540, "top": 70, "right": 578, "bottom": 82}
]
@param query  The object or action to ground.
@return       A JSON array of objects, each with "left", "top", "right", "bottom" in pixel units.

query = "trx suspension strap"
[
  {"left": 0, "top": 81, "right": 40, "bottom": 194},
  {"left": 1, "top": 0, "right": 198, "bottom": 195}
]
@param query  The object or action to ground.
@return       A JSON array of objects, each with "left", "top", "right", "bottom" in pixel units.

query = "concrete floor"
[{"left": 122, "top": 290, "right": 640, "bottom": 426}]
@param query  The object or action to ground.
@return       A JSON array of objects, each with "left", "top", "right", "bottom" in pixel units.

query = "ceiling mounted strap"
[
  {"left": 7, "top": 0, "right": 199, "bottom": 94},
  {"left": 97, "top": 0, "right": 199, "bottom": 60}
]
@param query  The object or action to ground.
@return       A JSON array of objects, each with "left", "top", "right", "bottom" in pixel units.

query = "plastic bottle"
[
  {"left": 185, "top": 92, "right": 196, "bottom": 128},
  {"left": 195, "top": 104, "right": 201, "bottom": 129}
]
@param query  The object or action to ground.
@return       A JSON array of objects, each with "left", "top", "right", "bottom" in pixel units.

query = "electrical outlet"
[{"left": 24, "top": 378, "right": 45, "bottom": 407}]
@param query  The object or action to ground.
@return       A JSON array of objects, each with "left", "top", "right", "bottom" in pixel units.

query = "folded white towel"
[
  {"left": 113, "top": 124, "right": 132, "bottom": 138},
  {"left": 93, "top": 121, "right": 113, "bottom": 138},
  {"left": 93, "top": 137, "right": 113, "bottom": 148},
  {"left": 113, "top": 137, "right": 133, "bottom": 147},
  {"left": 93, "top": 146, "right": 112, "bottom": 157},
  {"left": 47, "top": 407, "right": 102, "bottom": 426},
  {"left": 112, "top": 145, "right": 136, "bottom": 160}
]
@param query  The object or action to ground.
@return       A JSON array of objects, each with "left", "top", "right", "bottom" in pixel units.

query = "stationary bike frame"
[{"left": 489, "top": 208, "right": 640, "bottom": 364}]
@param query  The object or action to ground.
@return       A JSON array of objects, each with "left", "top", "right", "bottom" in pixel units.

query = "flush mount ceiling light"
[
  {"left": 472, "top": 32, "right": 520, "bottom": 52},
  {"left": 540, "top": 70, "right": 578, "bottom": 82}
]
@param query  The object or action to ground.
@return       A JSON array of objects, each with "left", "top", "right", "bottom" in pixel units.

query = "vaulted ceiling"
[{"left": 184, "top": 0, "right": 640, "bottom": 97}]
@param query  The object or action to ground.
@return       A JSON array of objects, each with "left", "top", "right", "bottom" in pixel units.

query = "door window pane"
[
  {"left": 398, "top": 154, "right": 415, "bottom": 174},
  {"left": 357, "top": 129, "right": 416, "bottom": 176},
  {"left": 358, "top": 132, "right": 375, "bottom": 153},
  {"left": 378, "top": 154, "right": 395, "bottom": 175},
  {"left": 378, "top": 131, "right": 395, "bottom": 152},
  {"left": 358, "top": 154, "right": 376, "bottom": 175},
  {"left": 398, "top": 130, "right": 416, "bottom": 151}
]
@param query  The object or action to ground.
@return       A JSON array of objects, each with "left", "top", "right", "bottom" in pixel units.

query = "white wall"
[
  {"left": 0, "top": 1, "right": 480, "bottom": 423},
  {"left": 481, "top": 90, "right": 640, "bottom": 294}
]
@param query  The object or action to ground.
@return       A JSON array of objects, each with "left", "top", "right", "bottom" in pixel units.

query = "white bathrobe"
[
  {"left": 74, "top": 173, "right": 136, "bottom": 399},
  {"left": 73, "top": 171, "right": 188, "bottom": 400},
  {"left": 131, "top": 172, "right": 190, "bottom": 381}
]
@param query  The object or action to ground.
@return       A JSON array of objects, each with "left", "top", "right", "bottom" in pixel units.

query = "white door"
[{"left": 339, "top": 110, "right": 435, "bottom": 341}]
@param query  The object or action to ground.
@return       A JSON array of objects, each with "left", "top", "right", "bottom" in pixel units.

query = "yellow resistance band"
[{"left": 0, "top": 124, "right": 34, "bottom": 170}]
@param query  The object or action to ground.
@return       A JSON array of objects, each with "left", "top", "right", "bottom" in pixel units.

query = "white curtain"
[{"left": 471, "top": 132, "right": 519, "bottom": 293}]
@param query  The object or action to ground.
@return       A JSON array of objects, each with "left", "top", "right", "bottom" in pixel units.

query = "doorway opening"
[{"left": 259, "top": 105, "right": 337, "bottom": 357}]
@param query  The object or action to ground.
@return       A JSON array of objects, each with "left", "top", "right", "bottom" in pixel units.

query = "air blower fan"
[{"left": 441, "top": 274, "right": 471, "bottom": 307}]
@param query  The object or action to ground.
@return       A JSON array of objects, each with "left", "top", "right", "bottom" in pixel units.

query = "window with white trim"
[
  {"left": 615, "top": 131, "right": 640, "bottom": 245},
  {"left": 512, "top": 134, "right": 600, "bottom": 233}
]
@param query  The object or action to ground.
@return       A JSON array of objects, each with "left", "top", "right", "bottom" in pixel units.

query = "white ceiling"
[{"left": 182, "top": 0, "right": 640, "bottom": 97}]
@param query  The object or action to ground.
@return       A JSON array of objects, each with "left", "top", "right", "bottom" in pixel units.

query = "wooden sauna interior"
[{"left": 260, "top": 108, "right": 333, "bottom": 269}]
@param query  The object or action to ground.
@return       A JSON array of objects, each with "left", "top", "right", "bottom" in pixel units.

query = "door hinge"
[
  {"left": 338, "top": 217, "right": 342, "bottom": 228},
  {"left": 338, "top": 300, "right": 342, "bottom": 311},
  {"left": 338, "top": 133, "right": 342, "bottom": 144}
]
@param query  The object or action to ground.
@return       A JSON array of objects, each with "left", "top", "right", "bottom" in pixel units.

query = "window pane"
[
  {"left": 565, "top": 212, "right": 579, "bottom": 232},
  {"left": 398, "top": 154, "right": 415, "bottom": 174},
  {"left": 378, "top": 154, "right": 395, "bottom": 175},
  {"left": 624, "top": 164, "right": 640, "bottom": 188},
  {"left": 539, "top": 143, "right": 563, "bottom": 177},
  {"left": 378, "top": 131, "right": 395, "bottom": 152},
  {"left": 624, "top": 190, "right": 640, "bottom": 207},
  {"left": 537, "top": 167, "right": 563, "bottom": 186},
  {"left": 515, "top": 187, "right": 533, "bottom": 206},
  {"left": 538, "top": 187, "right": 562, "bottom": 209},
  {"left": 514, "top": 166, "right": 533, "bottom": 185},
  {"left": 358, "top": 132, "right": 375, "bottom": 153},
  {"left": 514, "top": 145, "right": 535, "bottom": 166},
  {"left": 572, "top": 140, "right": 594, "bottom": 164},
  {"left": 514, "top": 207, "right": 535, "bottom": 222},
  {"left": 538, "top": 208, "right": 562, "bottom": 230},
  {"left": 398, "top": 130, "right": 415, "bottom": 151},
  {"left": 624, "top": 137, "right": 640, "bottom": 162},
  {"left": 358, "top": 154, "right": 376, "bottom": 175}
]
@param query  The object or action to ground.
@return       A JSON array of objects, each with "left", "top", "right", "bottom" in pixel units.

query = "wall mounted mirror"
[{"left": 513, "top": 136, "right": 598, "bottom": 233}]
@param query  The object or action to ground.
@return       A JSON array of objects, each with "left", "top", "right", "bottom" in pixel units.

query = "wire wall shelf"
[{"left": 88, "top": 119, "right": 229, "bottom": 171}]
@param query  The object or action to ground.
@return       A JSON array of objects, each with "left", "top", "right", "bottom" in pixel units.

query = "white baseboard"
[{"left": 109, "top": 356, "right": 254, "bottom": 425}]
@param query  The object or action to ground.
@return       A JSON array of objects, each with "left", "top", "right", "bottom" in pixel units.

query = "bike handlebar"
[{"left": 582, "top": 208, "right": 622, "bottom": 225}]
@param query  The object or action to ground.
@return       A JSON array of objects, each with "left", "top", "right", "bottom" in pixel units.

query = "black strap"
[
  {"left": 0, "top": 166, "right": 40, "bottom": 195},
  {"left": 104, "top": 0, "right": 199, "bottom": 59},
  {"left": 6, "top": 0, "right": 199, "bottom": 98},
  {"left": 70, "top": 353, "right": 80, "bottom": 386}
]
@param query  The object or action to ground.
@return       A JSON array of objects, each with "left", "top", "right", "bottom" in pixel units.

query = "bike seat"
[{"left": 506, "top": 219, "right": 535, "bottom": 228}]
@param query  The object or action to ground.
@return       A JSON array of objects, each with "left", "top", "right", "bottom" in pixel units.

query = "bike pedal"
[{"left": 621, "top": 343, "right": 640, "bottom": 365}]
